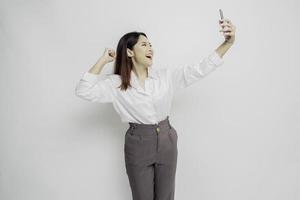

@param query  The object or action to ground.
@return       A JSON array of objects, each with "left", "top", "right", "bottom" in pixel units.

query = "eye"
[{"left": 142, "top": 43, "right": 152, "bottom": 47}]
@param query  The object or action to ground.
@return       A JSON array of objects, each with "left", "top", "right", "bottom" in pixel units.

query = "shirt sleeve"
[
  {"left": 75, "top": 72, "right": 114, "bottom": 103},
  {"left": 167, "top": 50, "right": 224, "bottom": 91}
]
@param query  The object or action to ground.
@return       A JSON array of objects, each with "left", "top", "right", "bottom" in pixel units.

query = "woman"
[{"left": 75, "top": 18, "right": 236, "bottom": 200}]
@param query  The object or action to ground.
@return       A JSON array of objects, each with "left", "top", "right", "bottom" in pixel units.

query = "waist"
[{"left": 128, "top": 116, "right": 171, "bottom": 129}]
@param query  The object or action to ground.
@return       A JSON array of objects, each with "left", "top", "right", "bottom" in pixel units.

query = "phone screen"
[{"left": 219, "top": 9, "right": 224, "bottom": 20}]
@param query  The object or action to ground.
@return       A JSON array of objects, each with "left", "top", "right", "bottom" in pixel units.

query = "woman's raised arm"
[{"left": 75, "top": 48, "right": 116, "bottom": 103}]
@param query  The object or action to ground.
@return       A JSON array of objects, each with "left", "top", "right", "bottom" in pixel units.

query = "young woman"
[{"left": 75, "top": 18, "right": 235, "bottom": 200}]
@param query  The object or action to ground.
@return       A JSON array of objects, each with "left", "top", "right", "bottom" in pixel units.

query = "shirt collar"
[{"left": 129, "top": 67, "right": 158, "bottom": 93}]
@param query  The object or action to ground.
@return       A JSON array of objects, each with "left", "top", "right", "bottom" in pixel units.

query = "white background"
[{"left": 1, "top": 0, "right": 299, "bottom": 199}]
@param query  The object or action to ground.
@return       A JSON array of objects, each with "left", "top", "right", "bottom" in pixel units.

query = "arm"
[
  {"left": 167, "top": 18, "right": 235, "bottom": 92},
  {"left": 88, "top": 57, "right": 107, "bottom": 75},
  {"left": 167, "top": 50, "right": 224, "bottom": 91},
  {"left": 216, "top": 18, "right": 236, "bottom": 58},
  {"left": 75, "top": 57, "right": 114, "bottom": 103},
  {"left": 215, "top": 39, "right": 234, "bottom": 58}
]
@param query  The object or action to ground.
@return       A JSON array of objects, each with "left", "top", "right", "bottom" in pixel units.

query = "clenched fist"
[{"left": 100, "top": 48, "right": 117, "bottom": 64}]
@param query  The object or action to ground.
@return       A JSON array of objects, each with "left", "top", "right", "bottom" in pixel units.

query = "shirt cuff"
[{"left": 208, "top": 51, "right": 224, "bottom": 66}]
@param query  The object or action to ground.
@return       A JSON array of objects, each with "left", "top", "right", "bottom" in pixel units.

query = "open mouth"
[{"left": 146, "top": 55, "right": 152, "bottom": 60}]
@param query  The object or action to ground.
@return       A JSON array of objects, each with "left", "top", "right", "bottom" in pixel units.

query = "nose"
[{"left": 149, "top": 49, "right": 153, "bottom": 55}]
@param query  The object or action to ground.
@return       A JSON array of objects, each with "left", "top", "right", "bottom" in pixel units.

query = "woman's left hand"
[{"left": 219, "top": 18, "right": 236, "bottom": 44}]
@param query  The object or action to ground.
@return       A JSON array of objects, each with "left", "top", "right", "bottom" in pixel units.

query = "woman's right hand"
[{"left": 100, "top": 48, "right": 116, "bottom": 64}]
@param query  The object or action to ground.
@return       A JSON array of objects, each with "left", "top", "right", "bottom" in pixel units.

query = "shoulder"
[{"left": 151, "top": 67, "right": 169, "bottom": 78}]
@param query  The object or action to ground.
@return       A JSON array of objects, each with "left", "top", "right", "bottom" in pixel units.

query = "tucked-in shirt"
[{"left": 75, "top": 50, "right": 224, "bottom": 124}]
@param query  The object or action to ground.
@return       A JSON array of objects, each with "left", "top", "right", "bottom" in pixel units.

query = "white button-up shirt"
[{"left": 75, "top": 50, "right": 224, "bottom": 124}]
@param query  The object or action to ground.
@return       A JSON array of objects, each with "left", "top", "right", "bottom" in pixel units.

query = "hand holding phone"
[{"left": 218, "top": 9, "right": 235, "bottom": 44}]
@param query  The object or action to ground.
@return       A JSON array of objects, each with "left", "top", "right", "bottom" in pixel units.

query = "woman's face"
[{"left": 127, "top": 35, "right": 154, "bottom": 68}]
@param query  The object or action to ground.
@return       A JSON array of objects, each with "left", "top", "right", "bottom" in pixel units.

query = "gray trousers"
[{"left": 124, "top": 116, "right": 178, "bottom": 200}]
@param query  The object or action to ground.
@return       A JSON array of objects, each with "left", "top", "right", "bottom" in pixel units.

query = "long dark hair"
[{"left": 113, "top": 31, "right": 147, "bottom": 91}]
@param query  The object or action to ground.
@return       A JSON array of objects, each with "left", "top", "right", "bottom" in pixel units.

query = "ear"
[{"left": 127, "top": 48, "right": 134, "bottom": 57}]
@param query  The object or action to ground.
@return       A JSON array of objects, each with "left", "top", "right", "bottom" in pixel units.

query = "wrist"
[
  {"left": 225, "top": 36, "right": 235, "bottom": 44},
  {"left": 224, "top": 40, "right": 234, "bottom": 45}
]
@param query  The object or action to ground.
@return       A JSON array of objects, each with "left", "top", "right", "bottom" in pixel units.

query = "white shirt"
[{"left": 75, "top": 50, "right": 224, "bottom": 124}]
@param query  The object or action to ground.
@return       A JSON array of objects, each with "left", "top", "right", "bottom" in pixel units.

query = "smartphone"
[{"left": 219, "top": 9, "right": 224, "bottom": 20}]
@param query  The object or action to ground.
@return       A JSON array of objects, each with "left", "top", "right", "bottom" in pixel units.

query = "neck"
[{"left": 133, "top": 66, "right": 148, "bottom": 80}]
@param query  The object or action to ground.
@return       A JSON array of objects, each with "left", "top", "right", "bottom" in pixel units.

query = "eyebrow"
[{"left": 141, "top": 42, "right": 152, "bottom": 45}]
